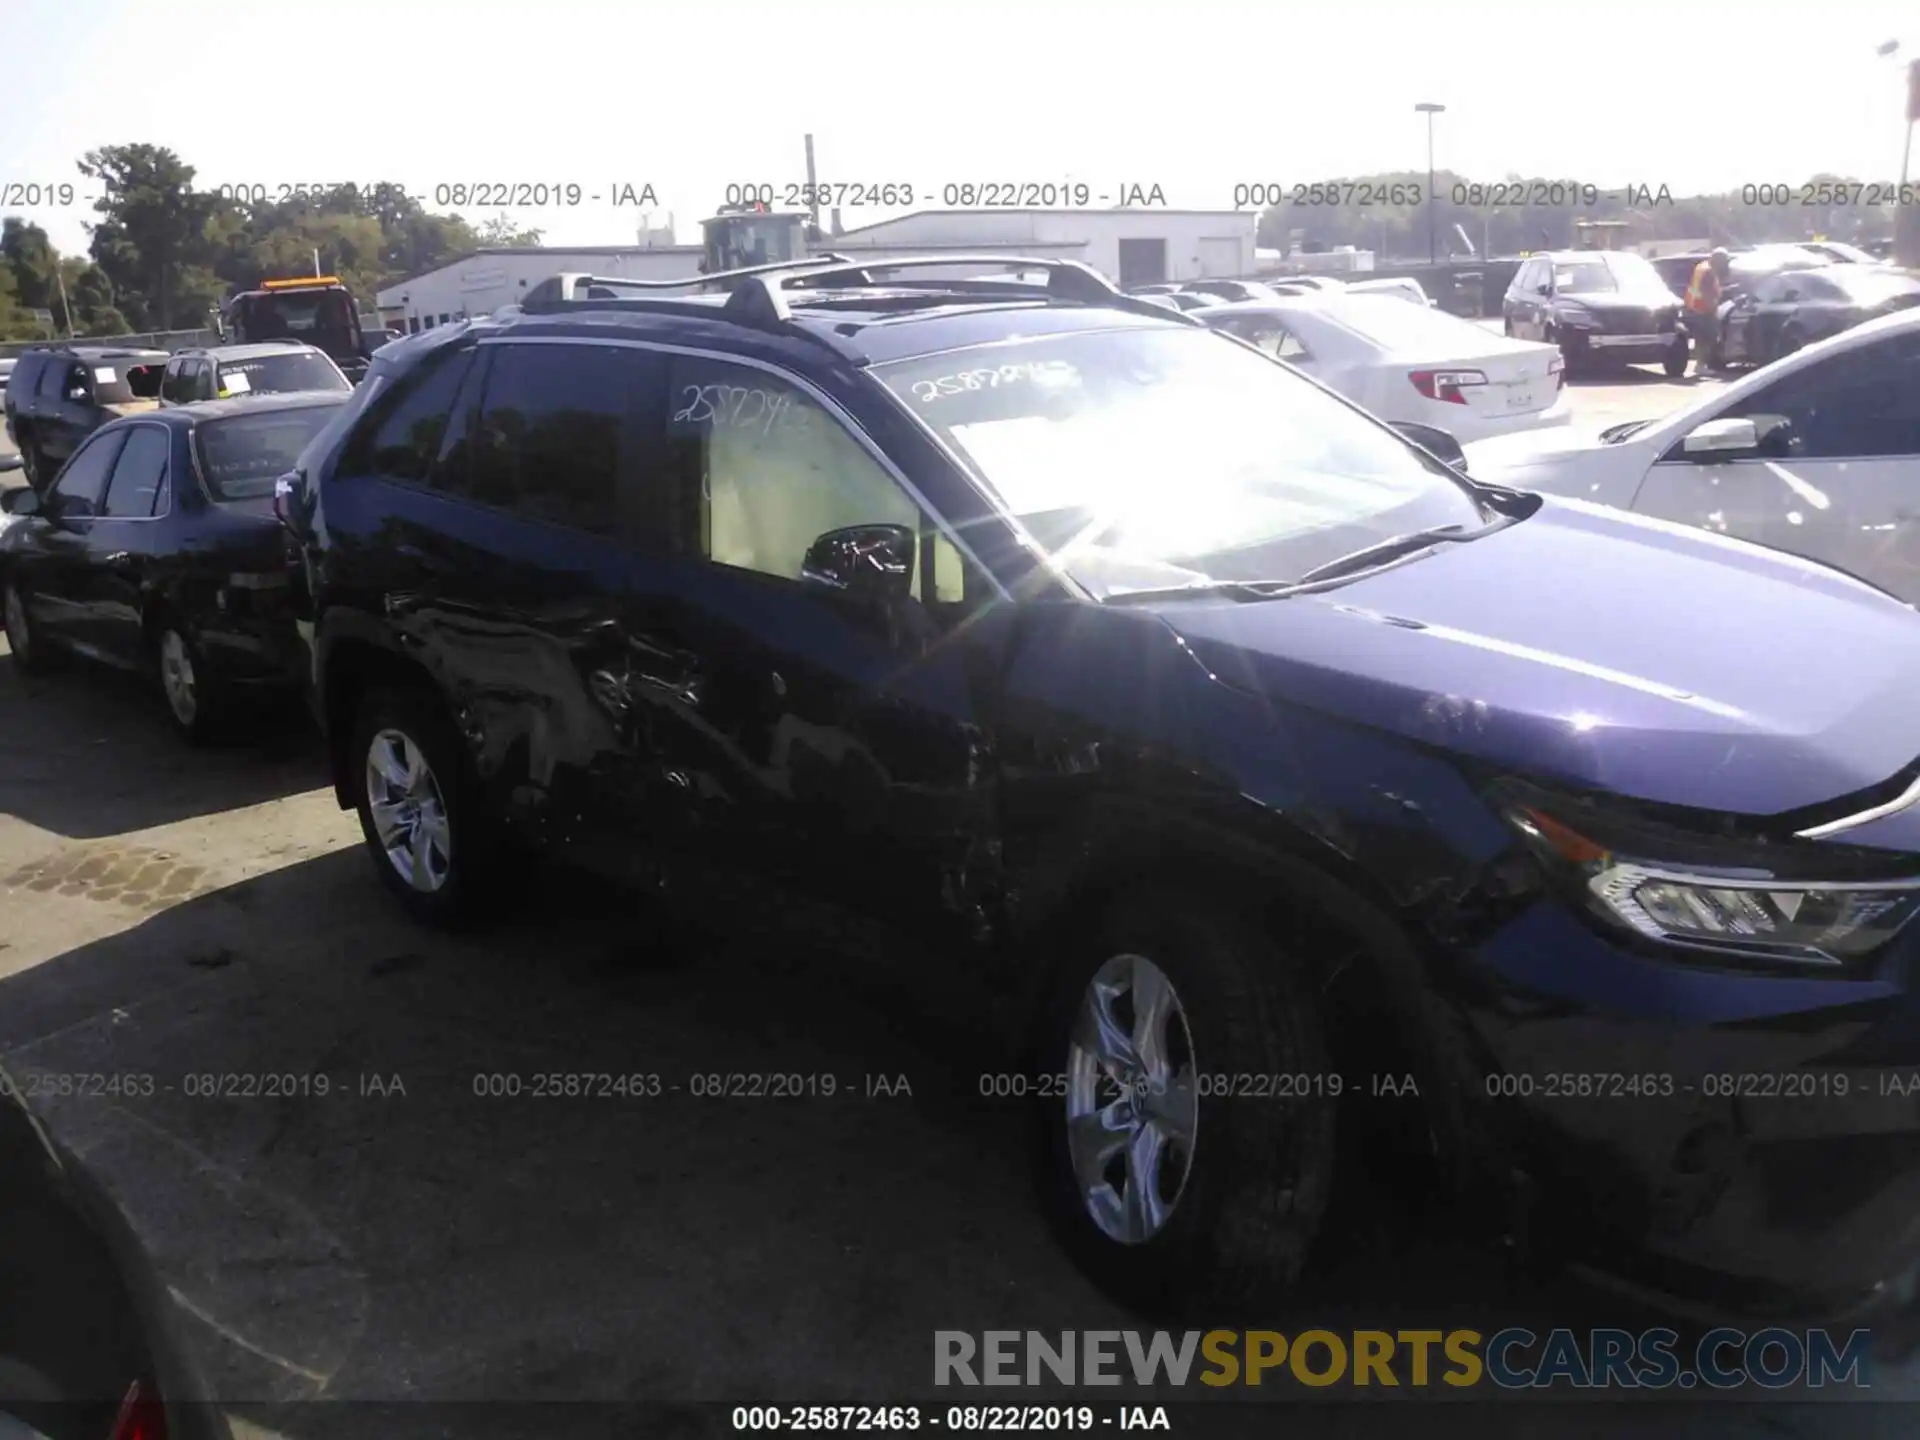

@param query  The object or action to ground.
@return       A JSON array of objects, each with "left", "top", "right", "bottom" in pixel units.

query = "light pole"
[
  {"left": 1880, "top": 42, "right": 1913, "bottom": 187},
  {"left": 1415, "top": 102, "right": 1446, "bottom": 264}
]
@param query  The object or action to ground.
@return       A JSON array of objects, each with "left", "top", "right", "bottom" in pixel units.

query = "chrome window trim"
[
  {"left": 476, "top": 334, "right": 1012, "bottom": 602},
  {"left": 1796, "top": 774, "right": 1920, "bottom": 840},
  {"left": 96, "top": 421, "right": 174, "bottom": 521}
]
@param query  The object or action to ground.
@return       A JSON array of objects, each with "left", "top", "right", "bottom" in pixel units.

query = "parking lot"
[{"left": 10, "top": 358, "right": 1909, "bottom": 1440}]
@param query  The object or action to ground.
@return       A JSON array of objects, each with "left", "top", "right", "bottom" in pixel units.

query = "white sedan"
[
  {"left": 1194, "top": 294, "right": 1569, "bottom": 443},
  {"left": 1462, "top": 306, "right": 1920, "bottom": 602}
]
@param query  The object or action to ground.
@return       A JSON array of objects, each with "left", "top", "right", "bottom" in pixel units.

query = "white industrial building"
[
  {"left": 823, "top": 209, "right": 1258, "bottom": 288},
  {"left": 376, "top": 208, "right": 1259, "bottom": 329},
  {"left": 375, "top": 243, "right": 703, "bottom": 333}
]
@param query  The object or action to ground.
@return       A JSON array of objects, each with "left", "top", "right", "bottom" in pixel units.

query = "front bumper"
[
  {"left": 1462, "top": 898, "right": 1920, "bottom": 1321},
  {"left": 1559, "top": 329, "right": 1686, "bottom": 366}
]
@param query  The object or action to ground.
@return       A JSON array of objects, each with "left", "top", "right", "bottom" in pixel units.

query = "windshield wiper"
[
  {"left": 1288, "top": 523, "right": 1484, "bottom": 587},
  {"left": 1601, "top": 419, "right": 1654, "bottom": 444},
  {"left": 1103, "top": 517, "right": 1513, "bottom": 606}
]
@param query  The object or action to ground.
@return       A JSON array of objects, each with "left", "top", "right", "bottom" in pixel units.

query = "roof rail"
[
  {"left": 527, "top": 254, "right": 858, "bottom": 304},
  {"left": 789, "top": 255, "right": 1206, "bottom": 324}
]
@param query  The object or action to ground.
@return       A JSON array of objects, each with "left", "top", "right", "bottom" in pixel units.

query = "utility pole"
[
  {"left": 804, "top": 133, "right": 821, "bottom": 238},
  {"left": 1415, "top": 102, "right": 1446, "bottom": 265}
]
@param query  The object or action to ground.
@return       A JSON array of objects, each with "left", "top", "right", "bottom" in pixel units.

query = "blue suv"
[{"left": 277, "top": 255, "right": 1920, "bottom": 1318}]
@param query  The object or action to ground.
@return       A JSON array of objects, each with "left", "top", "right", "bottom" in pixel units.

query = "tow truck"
[
  {"left": 698, "top": 202, "right": 829, "bottom": 274},
  {"left": 211, "top": 275, "right": 373, "bottom": 382}
]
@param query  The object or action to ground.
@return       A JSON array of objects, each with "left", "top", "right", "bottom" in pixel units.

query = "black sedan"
[
  {"left": 1716, "top": 264, "right": 1920, "bottom": 367},
  {"left": 0, "top": 391, "right": 346, "bottom": 742},
  {"left": 1, "top": 1061, "right": 231, "bottom": 1440}
]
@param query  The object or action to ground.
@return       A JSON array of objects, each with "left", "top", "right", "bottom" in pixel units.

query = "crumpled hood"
[{"left": 1149, "top": 498, "right": 1920, "bottom": 817}]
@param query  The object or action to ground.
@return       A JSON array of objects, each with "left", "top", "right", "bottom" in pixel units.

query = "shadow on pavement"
[
  {"left": 0, "top": 837, "right": 1587, "bottom": 1411},
  {"left": 0, "top": 652, "right": 325, "bottom": 841}
]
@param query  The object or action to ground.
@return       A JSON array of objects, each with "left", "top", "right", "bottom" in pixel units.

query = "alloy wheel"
[
  {"left": 1065, "top": 952, "right": 1200, "bottom": 1244},
  {"left": 365, "top": 727, "right": 453, "bottom": 893},
  {"left": 159, "top": 629, "right": 197, "bottom": 726}
]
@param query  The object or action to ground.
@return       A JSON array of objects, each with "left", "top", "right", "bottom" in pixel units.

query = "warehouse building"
[
  {"left": 376, "top": 208, "right": 1260, "bottom": 326},
  {"left": 374, "top": 240, "right": 702, "bottom": 332},
  {"left": 824, "top": 209, "right": 1257, "bottom": 287}
]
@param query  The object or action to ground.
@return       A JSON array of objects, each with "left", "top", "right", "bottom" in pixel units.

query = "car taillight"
[
  {"left": 109, "top": 1380, "right": 166, "bottom": 1440},
  {"left": 1409, "top": 368, "right": 1487, "bottom": 404},
  {"left": 1548, "top": 355, "right": 1566, "bottom": 390}
]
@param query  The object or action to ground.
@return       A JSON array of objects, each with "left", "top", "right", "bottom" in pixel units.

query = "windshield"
[
  {"left": 239, "top": 290, "right": 358, "bottom": 345},
  {"left": 219, "top": 352, "right": 350, "bottom": 396},
  {"left": 194, "top": 404, "right": 343, "bottom": 501},
  {"left": 873, "top": 326, "right": 1487, "bottom": 598},
  {"left": 1554, "top": 254, "right": 1663, "bottom": 295}
]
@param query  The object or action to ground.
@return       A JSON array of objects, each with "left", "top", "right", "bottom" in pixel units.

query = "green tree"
[
  {"left": 78, "top": 144, "right": 221, "bottom": 328},
  {"left": 2, "top": 218, "right": 61, "bottom": 311},
  {"left": 476, "top": 213, "right": 545, "bottom": 247}
]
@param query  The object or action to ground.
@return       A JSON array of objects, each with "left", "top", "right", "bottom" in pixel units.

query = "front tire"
[
  {"left": 1663, "top": 339, "right": 1688, "bottom": 378},
  {"left": 1032, "top": 887, "right": 1338, "bottom": 1314},
  {"left": 351, "top": 685, "right": 496, "bottom": 928}
]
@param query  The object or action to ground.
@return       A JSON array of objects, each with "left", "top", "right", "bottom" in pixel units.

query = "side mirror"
[
  {"left": 1681, "top": 416, "right": 1764, "bottom": 459},
  {"left": 2, "top": 487, "right": 41, "bottom": 517},
  {"left": 1391, "top": 420, "right": 1468, "bottom": 472},
  {"left": 800, "top": 524, "right": 916, "bottom": 601},
  {"left": 272, "top": 473, "right": 302, "bottom": 535},
  {"left": 1534, "top": 282, "right": 1551, "bottom": 296},
  {"left": 65, "top": 384, "right": 89, "bottom": 403}
]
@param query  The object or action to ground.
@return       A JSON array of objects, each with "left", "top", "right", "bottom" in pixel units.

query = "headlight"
[{"left": 1497, "top": 784, "right": 1920, "bottom": 968}]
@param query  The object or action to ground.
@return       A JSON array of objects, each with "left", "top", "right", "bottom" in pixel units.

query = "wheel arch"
[
  {"left": 318, "top": 629, "right": 440, "bottom": 810},
  {"left": 1002, "top": 794, "right": 1499, "bottom": 1191}
]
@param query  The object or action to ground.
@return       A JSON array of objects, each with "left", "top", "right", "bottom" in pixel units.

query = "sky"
[{"left": 4, "top": 0, "right": 1917, "bottom": 260}]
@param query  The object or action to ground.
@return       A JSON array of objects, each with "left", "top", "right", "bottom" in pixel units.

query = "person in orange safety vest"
[{"left": 1683, "top": 248, "right": 1732, "bottom": 378}]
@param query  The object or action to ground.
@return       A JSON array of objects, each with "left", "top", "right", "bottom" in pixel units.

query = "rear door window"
[
  {"left": 458, "top": 342, "right": 652, "bottom": 537},
  {"left": 340, "top": 346, "right": 476, "bottom": 486}
]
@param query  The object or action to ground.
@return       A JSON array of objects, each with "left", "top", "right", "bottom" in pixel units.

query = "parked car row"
[
  {"left": 11, "top": 253, "right": 1920, "bottom": 1326},
  {"left": 3, "top": 341, "right": 349, "bottom": 493}
]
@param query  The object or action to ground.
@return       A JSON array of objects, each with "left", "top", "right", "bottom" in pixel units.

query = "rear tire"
[
  {"left": 152, "top": 619, "right": 225, "bottom": 744},
  {"left": 351, "top": 684, "right": 499, "bottom": 929},
  {"left": 1031, "top": 886, "right": 1338, "bottom": 1314},
  {"left": 3, "top": 579, "right": 57, "bottom": 674}
]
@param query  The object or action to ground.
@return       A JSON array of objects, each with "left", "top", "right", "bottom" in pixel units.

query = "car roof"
[
  {"left": 18, "top": 344, "right": 170, "bottom": 361},
  {"left": 172, "top": 342, "right": 328, "bottom": 361},
  {"left": 456, "top": 293, "right": 1189, "bottom": 370},
  {"left": 122, "top": 390, "right": 352, "bottom": 426}
]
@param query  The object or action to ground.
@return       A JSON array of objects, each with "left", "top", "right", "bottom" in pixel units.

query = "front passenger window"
[
  {"left": 1720, "top": 333, "right": 1920, "bottom": 460},
  {"left": 664, "top": 359, "right": 966, "bottom": 604},
  {"left": 49, "top": 432, "right": 127, "bottom": 517}
]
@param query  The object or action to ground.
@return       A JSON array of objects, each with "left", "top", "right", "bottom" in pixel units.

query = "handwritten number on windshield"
[{"left": 911, "top": 360, "right": 1077, "bottom": 403}]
